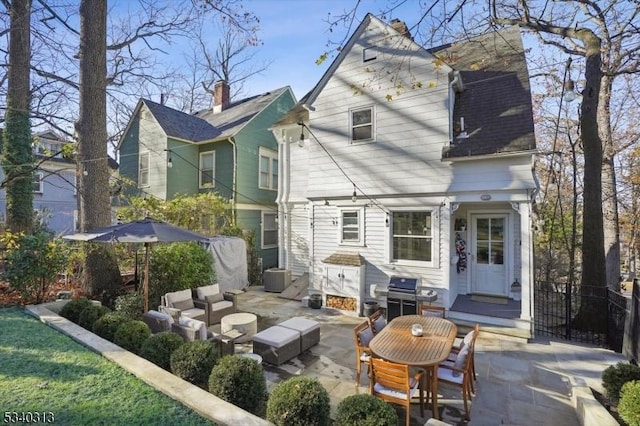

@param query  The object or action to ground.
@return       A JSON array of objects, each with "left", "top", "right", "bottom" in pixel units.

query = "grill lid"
[{"left": 388, "top": 276, "right": 419, "bottom": 293}]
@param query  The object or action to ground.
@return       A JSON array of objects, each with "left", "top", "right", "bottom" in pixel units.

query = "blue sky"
[{"left": 240, "top": 0, "right": 419, "bottom": 100}]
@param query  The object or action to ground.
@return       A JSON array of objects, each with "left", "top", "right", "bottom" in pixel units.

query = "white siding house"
[{"left": 273, "top": 15, "right": 537, "bottom": 333}]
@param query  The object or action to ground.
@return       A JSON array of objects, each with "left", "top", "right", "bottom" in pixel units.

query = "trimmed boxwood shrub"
[
  {"left": 619, "top": 380, "right": 640, "bottom": 426},
  {"left": 114, "top": 292, "right": 144, "bottom": 320},
  {"left": 170, "top": 340, "right": 219, "bottom": 389},
  {"left": 140, "top": 332, "right": 184, "bottom": 370},
  {"left": 266, "top": 377, "right": 330, "bottom": 426},
  {"left": 59, "top": 297, "right": 92, "bottom": 324},
  {"left": 93, "top": 312, "right": 128, "bottom": 342},
  {"left": 335, "top": 394, "right": 397, "bottom": 426},
  {"left": 602, "top": 362, "right": 640, "bottom": 402},
  {"left": 113, "top": 320, "right": 151, "bottom": 354},
  {"left": 209, "top": 355, "right": 268, "bottom": 417},
  {"left": 78, "top": 304, "right": 111, "bottom": 330}
]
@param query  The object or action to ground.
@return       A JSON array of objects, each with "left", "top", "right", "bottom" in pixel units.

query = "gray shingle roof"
[
  {"left": 194, "top": 87, "right": 290, "bottom": 141},
  {"left": 143, "top": 99, "right": 219, "bottom": 142},
  {"left": 143, "top": 86, "right": 290, "bottom": 143},
  {"left": 431, "top": 26, "right": 536, "bottom": 158}
]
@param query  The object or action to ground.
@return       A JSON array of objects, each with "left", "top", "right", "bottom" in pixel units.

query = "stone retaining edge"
[
  {"left": 25, "top": 303, "right": 273, "bottom": 426},
  {"left": 571, "top": 379, "right": 618, "bottom": 426}
]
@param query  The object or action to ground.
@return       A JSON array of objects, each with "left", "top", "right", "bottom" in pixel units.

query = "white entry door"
[{"left": 471, "top": 214, "right": 508, "bottom": 296}]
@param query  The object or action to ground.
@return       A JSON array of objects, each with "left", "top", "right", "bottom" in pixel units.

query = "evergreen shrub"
[
  {"left": 170, "top": 340, "right": 218, "bottom": 389},
  {"left": 113, "top": 320, "right": 151, "bottom": 354},
  {"left": 266, "top": 376, "right": 330, "bottom": 426},
  {"left": 208, "top": 355, "right": 267, "bottom": 417},
  {"left": 139, "top": 332, "right": 184, "bottom": 370}
]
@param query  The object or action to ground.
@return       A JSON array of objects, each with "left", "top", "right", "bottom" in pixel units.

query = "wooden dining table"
[{"left": 368, "top": 315, "right": 457, "bottom": 420}]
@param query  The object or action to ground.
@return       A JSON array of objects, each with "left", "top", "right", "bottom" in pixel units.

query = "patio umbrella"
[{"left": 64, "top": 217, "right": 209, "bottom": 312}]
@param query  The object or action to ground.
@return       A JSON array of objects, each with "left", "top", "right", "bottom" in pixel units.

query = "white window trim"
[
  {"left": 363, "top": 46, "right": 377, "bottom": 62},
  {"left": 138, "top": 151, "right": 150, "bottom": 188},
  {"left": 261, "top": 211, "right": 278, "bottom": 249},
  {"left": 349, "top": 106, "right": 375, "bottom": 143},
  {"left": 199, "top": 151, "right": 216, "bottom": 189},
  {"left": 386, "top": 207, "right": 437, "bottom": 268},
  {"left": 258, "top": 147, "right": 278, "bottom": 191},
  {"left": 337, "top": 206, "right": 365, "bottom": 247},
  {"left": 33, "top": 172, "right": 44, "bottom": 193}
]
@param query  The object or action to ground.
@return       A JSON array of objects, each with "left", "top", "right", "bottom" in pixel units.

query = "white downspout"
[{"left": 229, "top": 136, "right": 238, "bottom": 223}]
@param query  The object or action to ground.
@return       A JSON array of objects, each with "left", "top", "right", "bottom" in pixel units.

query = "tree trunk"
[
  {"left": 574, "top": 30, "right": 607, "bottom": 331},
  {"left": 599, "top": 74, "right": 621, "bottom": 291},
  {"left": 2, "top": 0, "right": 33, "bottom": 234},
  {"left": 78, "top": 0, "right": 121, "bottom": 301}
]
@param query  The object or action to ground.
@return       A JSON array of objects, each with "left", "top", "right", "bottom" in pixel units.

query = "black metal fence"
[{"left": 534, "top": 281, "right": 629, "bottom": 352}]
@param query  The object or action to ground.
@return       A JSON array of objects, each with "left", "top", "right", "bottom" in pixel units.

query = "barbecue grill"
[{"left": 386, "top": 276, "right": 419, "bottom": 320}]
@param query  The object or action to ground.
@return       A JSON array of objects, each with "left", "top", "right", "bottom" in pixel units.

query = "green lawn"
[{"left": 0, "top": 308, "right": 213, "bottom": 425}]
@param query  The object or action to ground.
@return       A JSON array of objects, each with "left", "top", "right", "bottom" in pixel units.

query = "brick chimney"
[
  {"left": 212, "top": 80, "right": 230, "bottom": 113},
  {"left": 390, "top": 19, "right": 413, "bottom": 40}
]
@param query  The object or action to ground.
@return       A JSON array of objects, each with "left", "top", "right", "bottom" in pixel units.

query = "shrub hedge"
[
  {"left": 335, "top": 393, "right": 397, "bottom": 426},
  {"left": 170, "top": 340, "right": 219, "bottom": 389},
  {"left": 114, "top": 292, "right": 144, "bottom": 321},
  {"left": 113, "top": 320, "right": 151, "bottom": 354},
  {"left": 619, "top": 380, "right": 640, "bottom": 426},
  {"left": 93, "top": 312, "right": 128, "bottom": 342},
  {"left": 208, "top": 355, "right": 267, "bottom": 417},
  {"left": 78, "top": 305, "right": 111, "bottom": 331},
  {"left": 140, "top": 332, "right": 184, "bottom": 370},
  {"left": 602, "top": 362, "right": 640, "bottom": 402},
  {"left": 266, "top": 377, "right": 330, "bottom": 426},
  {"left": 59, "top": 298, "right": 92, "bottom": 324}
]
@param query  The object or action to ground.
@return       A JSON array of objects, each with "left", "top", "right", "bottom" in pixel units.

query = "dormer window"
[{"left": 363, "top": 47, "right": 377, "bottom": 62}]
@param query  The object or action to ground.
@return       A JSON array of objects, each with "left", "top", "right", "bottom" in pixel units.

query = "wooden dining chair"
[
  {"left": 438, "top": 324, "right": 478, "bottom": 420},
  {"left": 368, "top": 309, "right": 387, "bottom": 334},
  {"left": 446, "top": 323, "right": 480, "bottom": 392},
  {"left": 419, "top": 303, "right": 446, "bottom": 318},
  {"left": 353, "top": 320, "right": 374, "bottom": 386},
  {"left": 370, "top": 357, "right": 425, "bottom": 426}
]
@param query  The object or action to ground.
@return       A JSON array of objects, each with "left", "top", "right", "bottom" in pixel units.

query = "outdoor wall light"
[{"left": 351, "top": 184, "right": 357, "bottom": 203}]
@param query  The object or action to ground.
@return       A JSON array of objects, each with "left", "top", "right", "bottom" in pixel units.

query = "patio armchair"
[
  {"left": 191, "top": 284, "right": 236, "bottom": 325},
  {"left": 171, "top": 317, "right": 210, "bottom": 342},
  {"left": 353, "top": 320, "right": 374, "bottom": 386},
  {"left": 162, "top": 289, "right": 209, "bottom": 325},
  {"left": 370, "top": 357, "right": 425, "bottom": 426},
  {"left": 142, "top": 310, "right": 172, "bottom": 333}
]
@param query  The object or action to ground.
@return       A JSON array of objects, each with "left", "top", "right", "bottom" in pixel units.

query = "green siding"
[
  {"left": 235, "top": 90, "right": 296, "bottom": 205},
  {"left": 166, "top": 139, "right": 199, "bottom": 198},
  {"left": 198, "top": 141, "right": 234, "bottom": 200},
  {"left": 118, "top": 115, "right": 141, "bottom": 199},
  {"left": 236, "top": 209, "right": 278, "bottom": 270}
]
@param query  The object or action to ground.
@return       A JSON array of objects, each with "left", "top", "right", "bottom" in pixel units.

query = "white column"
[{"left": 519, "top": 202, "right": 532, "bottom": 322}]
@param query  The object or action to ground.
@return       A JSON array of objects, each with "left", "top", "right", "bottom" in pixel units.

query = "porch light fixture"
[
  {"left": 83, "top": 165, "right": 88, "bottom": 176},
  {"left": 351, "top": 184, "right": 357, "bottom": 203},
  {"left": 167, "top": 155, "right": 173, "bottom": 168},
  {"left": 563, "top": 80, "right": 579, "bottom": 103},
  {"left": 480, "top": 194, "right": 491, "bottom": 201},
  {"left": 298, "top": 122, "right": 305, "bottom": 147}
]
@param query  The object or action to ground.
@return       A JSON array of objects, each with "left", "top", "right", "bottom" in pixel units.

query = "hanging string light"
[{"left": 351, "top": 183, "right": 357, "bottom": 203}]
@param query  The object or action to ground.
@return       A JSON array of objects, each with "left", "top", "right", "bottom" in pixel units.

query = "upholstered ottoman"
[
  {"left": 279, "top": 317, "right": 320, "bottom": 353},
  {"left": 252, "top": 325, "right": 301, "bottom": 366}
]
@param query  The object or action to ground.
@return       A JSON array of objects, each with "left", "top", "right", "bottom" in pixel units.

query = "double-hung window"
[
  {"left": 262, "top": 211, "right": 278, "bottom": 249},
  {"left": 259, "top": 147, "right": 278, "bottom": 190},
  {"left": 33, "top": 172, "right": 44, "bottom": 193},
  {"left": 350, "top": 106, "right": 374, "bottom": 142},
  {"left": 199, "top": 151, "right": 215, "bottom": 188},
  {"left": 391, "top": 211, "right": 433, "bottom": 263},
  {"left": 138, "top": 151, "right": 149, "bottom": 187},
  {"left": 339, "top": 207, "right": 364, "bottom": 246}
]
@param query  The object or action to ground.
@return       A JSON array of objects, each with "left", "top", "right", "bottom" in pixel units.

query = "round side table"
[{"left": 221, "top": 312, "right": 257, "bottom": 343}]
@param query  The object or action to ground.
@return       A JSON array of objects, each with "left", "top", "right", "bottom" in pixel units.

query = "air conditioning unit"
[{"left": 263, "top": 268, "right": 291, "bottom": 293}]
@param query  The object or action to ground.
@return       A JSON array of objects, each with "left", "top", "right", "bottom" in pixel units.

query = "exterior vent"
[{"left": 263, "top": 268, "right": 291, "bottom": 293}]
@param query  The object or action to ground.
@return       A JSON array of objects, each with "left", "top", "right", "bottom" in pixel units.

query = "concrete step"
[{"left": 451, "top": 317, "right": 531, "bottom": 340}]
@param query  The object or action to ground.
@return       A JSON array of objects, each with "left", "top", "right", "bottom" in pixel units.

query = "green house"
[{"left": 117, "top": 82, "right": 296, "bottom": 269}]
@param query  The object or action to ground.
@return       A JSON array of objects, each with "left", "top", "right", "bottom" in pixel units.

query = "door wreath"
[{"left": 455, "top": 232, "right": 467, "bottom": 273}]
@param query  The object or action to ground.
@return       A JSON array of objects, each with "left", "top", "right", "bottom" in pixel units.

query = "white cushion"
[
  {"left": 462, "top": 329, "right": 475, "bottom": 347},
  {"left": 147, "top": 309, "right": 174, "bottom": 325},
  {"left": 178, "top": 316, "right": 207, "bottom": 340},
  {"left": 253, "top": 325, "right": 299, "bottom": 347},
  {"left": 451, "top": 345, "right": 469, "bottom": 377},
  {"left": 358, "top": 327, "right": 374, "bottom": 347},
  {"left": 438, "top": 366, "right": 464, "bottom": 384},
  {"left": 360, "top": 352, "right": 371, "bottom": 362},
  {"left": 180, "top": 307, "right": 206, "bottom": 320},
  {"left": 210, "top": 300, "right": 233, "bottom": 311},
  {"left": 197, "top": 284, "right": 220, "bottom": 300},
  {"left": 374, "top": 377, "right": 420, "bottom": 400},
  {"left": 279, "top": 317, "right": 320, "bottom": 334},
  {"left": 165, "top": 289, "right": 192, "bottom": 308}
]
